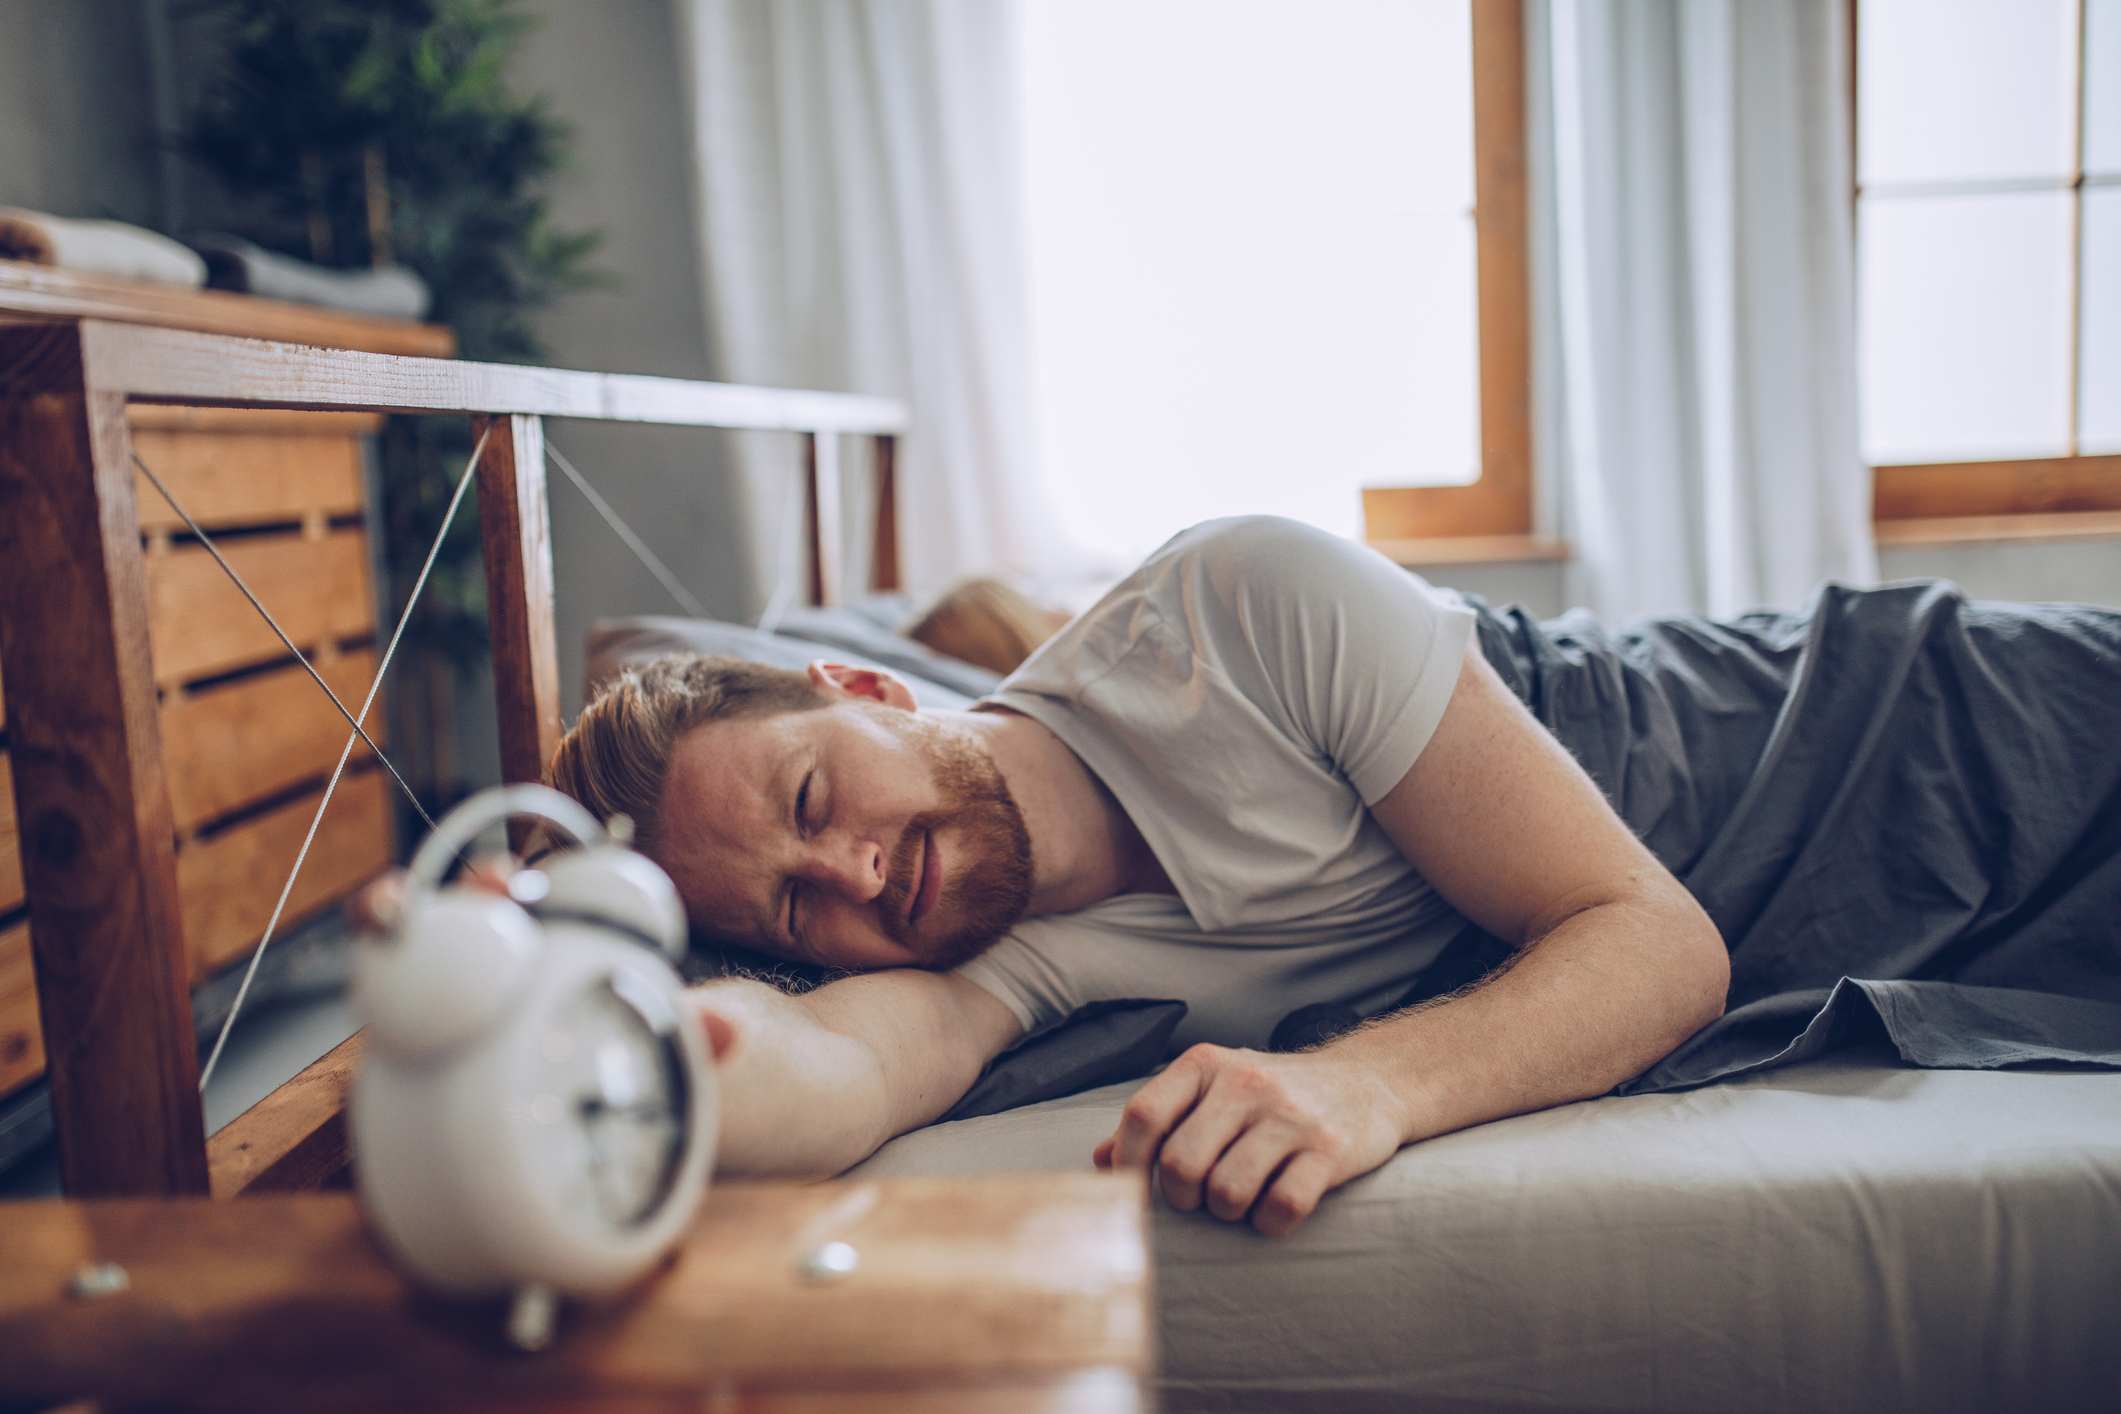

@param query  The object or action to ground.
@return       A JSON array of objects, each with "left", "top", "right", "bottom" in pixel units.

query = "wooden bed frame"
[{"left": 0, "top": 318, "right": 907, "bottom": 1199}]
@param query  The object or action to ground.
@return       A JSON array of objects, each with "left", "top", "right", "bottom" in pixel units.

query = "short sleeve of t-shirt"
[
  {"left": 953, "top": 517, "right": 1476, "bottom": 1039},
  {"left": 1189, "top": 516, "right": 1475, "bottom": 805}
]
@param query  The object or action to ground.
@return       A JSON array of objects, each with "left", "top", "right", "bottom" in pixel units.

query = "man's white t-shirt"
[{"left": 954, "top": 516, "right": 1481, "bottom": 1050}]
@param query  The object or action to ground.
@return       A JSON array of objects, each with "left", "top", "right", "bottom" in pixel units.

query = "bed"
[
  {"left": 851, "top": 1054, "right": 2121, "bottom": 1412},
  {"left": 593, "top": 601, "right": 2121, "bottom": 1412}
]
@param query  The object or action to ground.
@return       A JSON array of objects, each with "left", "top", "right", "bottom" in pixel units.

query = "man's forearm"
[
  {"left": 688, "top": 978, "right": 893, "bottom": 1179},
  {"left": 1335, "top": 889, "right": 1729, "bottom": 1144}
]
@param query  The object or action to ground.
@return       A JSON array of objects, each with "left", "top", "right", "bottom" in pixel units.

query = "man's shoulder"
[
  {"left": 1147, "top": 514, "right": 1353, "bottom": 581},
  {"left": 1137, "top": 517, "right": 1435, "bottom": 637},
  {"left": 989, "top": 516, "right": 1406, "bottom": 706},
  {"left": 1075, "top": 516, "right": 1367, "bottom": 640}
]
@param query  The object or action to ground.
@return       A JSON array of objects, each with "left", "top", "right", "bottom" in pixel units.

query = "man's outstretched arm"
[
  {"left": 349, "top": 870, "right": 1022, "bottom": 1181},
  {"left": 700, "top": 966, "right": 1023, "bottom": 1179},
  {"left": 1100, "top": 641, "right": 1729, "bottom": 1235}
]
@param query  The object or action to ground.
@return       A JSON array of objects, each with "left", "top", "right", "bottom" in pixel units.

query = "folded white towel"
[
  {"left": 192, "top": 234, "right": 432, "bottom": 321},
  {"left": 0, "top": 207, "right": 207, "bottom": 288}
]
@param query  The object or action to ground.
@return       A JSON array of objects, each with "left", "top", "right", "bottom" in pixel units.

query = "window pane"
[
  {"left": 2088, "top": 0, "right": 2121, "bottom": 177},
  {"left": 1020, "top": 0, "right": 1477, "bottom": 562},
  {"left": 1860, "top": 191, "right": 2073, "bottom": 463},
  {"left": 1859, "top": 0, "right": 2076, "bottom": 186},
  {"left": 2082, "top": 187, "right": 2121, "bottom": 452}
]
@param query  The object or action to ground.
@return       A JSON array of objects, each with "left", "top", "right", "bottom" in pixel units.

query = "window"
[
  {"left": 1020, "top": 0, "right": 1522, "bottom": 565},
  {"left": 1355, "top": 0, "right": 1534, "bottom": 559},
  {"left": 1858, "top": 0, "right": 2121, "bottom": 531}
]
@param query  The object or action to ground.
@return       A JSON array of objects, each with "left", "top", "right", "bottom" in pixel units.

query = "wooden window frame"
[
  {"left": 1857, "top": 0, "right": 2121, "bottom": 542},
  {"left": 1370, "top": 0, "right": 2121, "bottom": 560},
  {"left": 1361, "top": 0, "right": 1555, "bottom": 565}
]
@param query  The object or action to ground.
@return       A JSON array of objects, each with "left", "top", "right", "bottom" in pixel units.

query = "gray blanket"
[{"left": 1425, "top": 579, "right": 2121, "bottom": 1092}]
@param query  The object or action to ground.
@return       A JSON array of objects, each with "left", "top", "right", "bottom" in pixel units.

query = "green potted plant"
[{"left": 181, "top": 0, "right": 603, "bottom": 815}]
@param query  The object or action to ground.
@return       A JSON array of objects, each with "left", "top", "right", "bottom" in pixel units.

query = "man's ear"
[{"left": 807, "top": 660, "right": 918, "bottom": 711}]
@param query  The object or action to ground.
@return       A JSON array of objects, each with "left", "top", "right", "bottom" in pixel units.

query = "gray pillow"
[
  {"left": 586, "top": 607, "right": 999, "bottom": 707},
  {"left": 940, "top": 999, "right": 1187, "bottom": 1122}
]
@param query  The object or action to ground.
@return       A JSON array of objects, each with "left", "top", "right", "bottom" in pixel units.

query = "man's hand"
[
  {"left": 344, "top": 854, "right": 518, "bottom": 933},
  {"left": 1093, "top": 1041, "right": 1407, "bottom": 1238}
]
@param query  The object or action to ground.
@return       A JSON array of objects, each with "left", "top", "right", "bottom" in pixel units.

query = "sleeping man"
[
  {"left": 461, "top": 517, "right": 2121, "bottom": 1236},
  {"left": 534, "top": 515, "right": 1738, "bottom": 1236}
]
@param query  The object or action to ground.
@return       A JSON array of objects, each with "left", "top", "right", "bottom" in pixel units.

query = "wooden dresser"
[{"left": 0, "top": 261, "right": 454, "bottom": 1102}]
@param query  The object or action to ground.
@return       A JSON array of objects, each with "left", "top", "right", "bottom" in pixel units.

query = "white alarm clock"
[{"left": 349, "top": 784, "right": 718, "bottom": 1350}]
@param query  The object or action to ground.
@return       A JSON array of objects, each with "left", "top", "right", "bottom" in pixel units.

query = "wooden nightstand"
[{"left": 0, "top": 1171, "right": 1152, "bottom": 1410}]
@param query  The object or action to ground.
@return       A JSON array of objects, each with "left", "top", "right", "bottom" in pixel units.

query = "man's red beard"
[{"left": 873, "top": 715, "right": 1033, "bottom": 967}]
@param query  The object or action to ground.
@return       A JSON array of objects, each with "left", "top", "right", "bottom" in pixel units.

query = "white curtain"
[
  {"left": 677, "top": 0, "right": 1070, "bottom": 600},
  {"left": 1530, "top": 0, "right": 1878, "bottom": 622}
]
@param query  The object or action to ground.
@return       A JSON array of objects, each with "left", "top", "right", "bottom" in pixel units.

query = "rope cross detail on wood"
[
  {"left": 137, "top": 427, "right": 488, "bottom": 1091},
  {"left": 0, "top": 318, "right": 904, "bottom": 1200},
  {"left": 138, "top": 428, "right": 722, "bottom": 1092}
]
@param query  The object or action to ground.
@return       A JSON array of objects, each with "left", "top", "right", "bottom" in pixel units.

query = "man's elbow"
[
  {"left": 1625, "top": 885, "right": 1727, "bottom": 1038},
  {"left": 1677, "top": 909, "right": 1730, "bottom": 1032}
]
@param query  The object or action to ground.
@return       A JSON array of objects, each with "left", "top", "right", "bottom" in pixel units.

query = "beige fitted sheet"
[{"left": 847, "top": 1054, "right": 2121, "bottom": 1412}]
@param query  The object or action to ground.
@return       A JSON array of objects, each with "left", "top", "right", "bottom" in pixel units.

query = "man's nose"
[{"left": 813, "top": 832, "right": 887, "bottom": 902}]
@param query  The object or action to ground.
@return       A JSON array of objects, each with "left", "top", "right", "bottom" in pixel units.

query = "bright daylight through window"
[
  {"left": 1858, "top": 0, "right": 2120, "bottom": 465},
  {"left": 1020, "top": 0, "right": 1479, "bottom": 563}
]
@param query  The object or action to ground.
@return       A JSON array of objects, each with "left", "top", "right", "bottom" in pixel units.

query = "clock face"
[{"left": 532, "top": 971, "right": 691, "bottom": 1228}]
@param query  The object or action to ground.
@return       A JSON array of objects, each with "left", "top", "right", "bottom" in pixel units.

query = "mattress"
[{"left": 846, "top": 1052, "right": 2121, "bottom": 1412}]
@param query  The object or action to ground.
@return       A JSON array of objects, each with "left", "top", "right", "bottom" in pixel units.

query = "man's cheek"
[{"left": 818, "top": 906, "right": 897, "bottom": 968}]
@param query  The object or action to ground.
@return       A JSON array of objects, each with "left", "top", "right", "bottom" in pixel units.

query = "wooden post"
[
  {"left": 473, "top": 414, "right": 561, "bottom": 851},
  {"left": 206, "top": 1031, "right": 363, "bottom": 1197},
  {"left": 870, "top": 433, "right": 902, "bottom": 592},
  {"left": 0, "top": 324, "right": 208, "bottom": 1196},
  {"left": 804, "top": 430, "right": 844, "bottom": 607}
]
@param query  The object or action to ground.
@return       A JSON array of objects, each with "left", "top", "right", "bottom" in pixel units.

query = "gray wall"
[
  {"left": 0, "top": 1, "right": 161, "bottom": 222},
  {"left": 413, "top": 0, "right": 795, "bottom": 783},
  {"left": 509, "top": 0, "right": 784, "bottom": 723},
  {"left": 1436, "top": 537, "right": 2121, "bottom": 623},
  {"left": 1878, "top": 537, "right": 2121, "bottom": 608}
]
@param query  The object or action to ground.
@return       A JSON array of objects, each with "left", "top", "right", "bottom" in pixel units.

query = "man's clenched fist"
[{"left": 1094, "top": 1041, "right": 1408, "bottom": 1237}]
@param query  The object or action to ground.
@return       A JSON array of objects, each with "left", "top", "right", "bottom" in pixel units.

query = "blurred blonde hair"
[{"left": 903, "top": 577, "right": 1066, "bottom": 676}]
